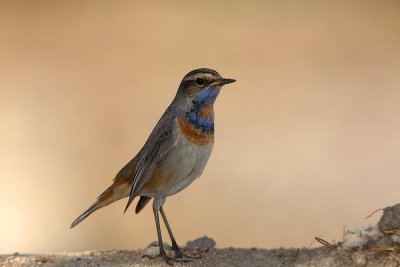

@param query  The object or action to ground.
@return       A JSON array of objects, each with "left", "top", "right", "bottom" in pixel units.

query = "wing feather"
[{"left": 123, "top": 107, "right": 178, "bottom": 212}]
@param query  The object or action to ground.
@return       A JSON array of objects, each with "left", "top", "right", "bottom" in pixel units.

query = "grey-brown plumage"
[{"left": 71, "top": 68, "right": 235, "bottom": 264}]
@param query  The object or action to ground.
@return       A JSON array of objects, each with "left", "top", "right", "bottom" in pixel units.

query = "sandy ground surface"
[
  {"left": 2, "top": 204, "right": 400, "bottom": 267},
  {"left": 1, "top": 246, "right": 400, "bottom": 267}
]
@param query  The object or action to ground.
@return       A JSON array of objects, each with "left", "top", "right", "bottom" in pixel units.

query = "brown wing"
[
  {"left": 123, "top": 108, "right": 178, "bottom": 212},
  {"left": 71, "top": 107, "right": 179, "bottom": 227}
]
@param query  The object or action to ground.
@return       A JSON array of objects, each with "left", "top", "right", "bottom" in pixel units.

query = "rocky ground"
[{"left": 2, "top": 204, "right": 400, "bottom": 267}]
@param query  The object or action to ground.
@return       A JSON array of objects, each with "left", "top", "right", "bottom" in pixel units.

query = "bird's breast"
[
  {"left": 140, "top": 124, "right": 213, "bottom": 197},
  {"left": 177, "top": 117, "right": 214, "bottom": 146}
]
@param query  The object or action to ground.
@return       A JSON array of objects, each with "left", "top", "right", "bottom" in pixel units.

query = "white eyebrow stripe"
[{"left": 183, "top": 73, "right": 217, "bottom": 82}]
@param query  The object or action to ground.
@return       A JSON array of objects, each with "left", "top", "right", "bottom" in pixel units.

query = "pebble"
[
  {"left": 378, "top": 203, "right": 400, "bottom": 230},
  {"left": 186, "top": 236, "right": 216, "bottom": 250}
]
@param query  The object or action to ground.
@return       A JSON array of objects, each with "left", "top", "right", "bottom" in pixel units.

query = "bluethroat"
[{"left": 71, "top": 68, "right": 236, "bottom": 264}]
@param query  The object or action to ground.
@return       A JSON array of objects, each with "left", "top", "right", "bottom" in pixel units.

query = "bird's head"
[{"left": 178, "top": 68, "right": 236, "bottom": 106}]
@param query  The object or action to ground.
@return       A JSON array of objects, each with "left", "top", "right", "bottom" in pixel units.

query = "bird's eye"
[{"left": 195, "top": 77, "right": 205, "bottom": 86}]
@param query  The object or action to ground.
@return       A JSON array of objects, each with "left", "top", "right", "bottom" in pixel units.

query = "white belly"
[{"left": 160, "top": 134, "right": 213, "bottom": 197}]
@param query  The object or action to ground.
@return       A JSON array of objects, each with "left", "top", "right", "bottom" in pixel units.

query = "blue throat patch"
[{"left": 185, "top": 87, "right": 219, "bottom": 134}]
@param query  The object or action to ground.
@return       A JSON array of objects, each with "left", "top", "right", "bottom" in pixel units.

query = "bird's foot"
[{"left": 142, "top": 252, "right": 193, "bottom": 265}]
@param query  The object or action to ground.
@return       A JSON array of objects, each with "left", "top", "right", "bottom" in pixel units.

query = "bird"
[{"left": 70, "top": 68, "right": 235, "bottom": 264}]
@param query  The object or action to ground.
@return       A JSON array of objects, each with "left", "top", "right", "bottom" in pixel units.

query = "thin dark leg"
[
  {"left": 160, "top": 207, "right": 200, "bottom": 259},
  {"left": 160, "top": 207, "right": 179, "bottom": 252},
  {"left": 154, "top": 209, "right": 166, "bottom": 256},
  {"left": 141, "top": 209, "right": 174, "bottom": 265}
]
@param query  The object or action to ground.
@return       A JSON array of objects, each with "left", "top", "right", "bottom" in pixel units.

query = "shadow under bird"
[{"left": 71, "top": 68, "right": 236, "bottom": 264}]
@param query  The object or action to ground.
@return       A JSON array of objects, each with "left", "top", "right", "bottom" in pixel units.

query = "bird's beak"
[
  {"left": 220, "top": 78, "right": 236, "bottom": 85},
  {"left": 210, "top": 78, "right": 236, "bottom": 86}
]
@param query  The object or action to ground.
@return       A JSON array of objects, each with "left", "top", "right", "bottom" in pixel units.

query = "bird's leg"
[
  {"left": 160, "top": 207, "right": 201, "bottom": 260},
  {"left": 159, "top": 207, "right": 179, "bottom": 252},
  {"left": 141, "top": 204, "right": 175, "bottom": 265},
  {"left": 154, "top": 209, "right": 168, "bottom": 257},
  {"left": 142, "top": 198, "right": 192, "bottom": 265}
]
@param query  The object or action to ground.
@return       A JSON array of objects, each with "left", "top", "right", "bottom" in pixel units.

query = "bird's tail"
[{"left": 70, "top": 181, "right": 130, "bottom": 228}]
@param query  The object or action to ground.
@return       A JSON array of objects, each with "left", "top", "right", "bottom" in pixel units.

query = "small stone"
[
  {"left": 186, "top": 236, "right": 216, "bottom": 250},
  {"left": 34, "top": 256, "right": 49, "bottom": 264},
  {"left": 342, "top": 225, "right": 381, "bottom": 248},
  {"left": 143, "top": 246, "right": 159, "bottom": 257},
  {"left": 378, "top": 204, "right": 400, "bottom": 230},
  {"left": 142, "top": 241, "right": 172, "bottom": 256}
]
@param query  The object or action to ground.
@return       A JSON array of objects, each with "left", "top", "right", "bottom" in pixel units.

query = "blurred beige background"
[{"left": 1, "top": 0, "right": 400, "bottom": 254}]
